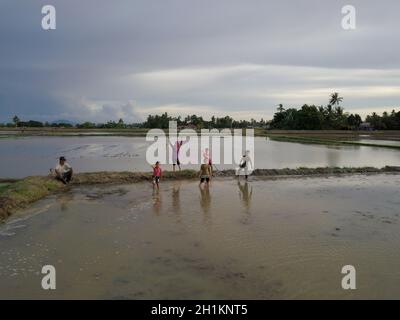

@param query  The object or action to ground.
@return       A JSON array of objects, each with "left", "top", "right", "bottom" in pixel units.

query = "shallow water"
[
  {"left": 1, "top": 174, "right": 400, "bottom": 299},
  {"left": 358, "top": 139, "right": 400, "bottom": 146},
  {"left": 0, "top": 136, "right": 400, "bottom": 178}
]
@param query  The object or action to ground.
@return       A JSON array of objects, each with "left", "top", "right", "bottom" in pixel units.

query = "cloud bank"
[{"left": 0, "top": 0, "right": 399, "bottom": 122}]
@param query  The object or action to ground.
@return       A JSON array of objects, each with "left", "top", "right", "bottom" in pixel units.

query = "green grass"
[
  {"left": 0, "top": 177, "right": 63, "bottom": 222},
  {"left": 0, "top": 183, "right": 11, "bottom": 194}
]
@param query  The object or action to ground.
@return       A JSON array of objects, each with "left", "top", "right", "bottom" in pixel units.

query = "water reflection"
[
  {"left": 237, "top": 181, "right": 253, "bottom": 216},
  {"left": 56, "top": 192, "right": 74, "bottom": 211},
  {"left": 152, "top": 188, "right": 162, "bottom": 215},
  {"left": 2, "top": 175, "right": 400, "bottom": 299},
  {"left": 199, "top": 185, "right": 211, "bottom": 223},
  {"left": 171, "top": 181, "right": 182, "bottom": 223},
  {"left": 326, "top": 148, "right": 341, "bottom": 167}
]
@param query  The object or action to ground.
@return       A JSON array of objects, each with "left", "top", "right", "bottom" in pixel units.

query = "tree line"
[
  {"left": 270, "top": 93, "right": 400, "bottom": 130},
  {"left": 270, "top": 93, "right": 361, "bottom": 130},
  {"left": 2, "top": 93, "right": 400, "bottom": 130}
]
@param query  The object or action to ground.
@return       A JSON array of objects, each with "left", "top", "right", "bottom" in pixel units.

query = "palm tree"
[
  {"left": 335, "top": 106, "right": 344, "bottom": 116},
  {"left": 277, "top": 104, "right": 285, "bottom": 113},
  {"left": 329, "top": 92, "right": 343, "bottom": 107},
  {"left": 13, "top": 115, "right": 20, "bottom": 127}
]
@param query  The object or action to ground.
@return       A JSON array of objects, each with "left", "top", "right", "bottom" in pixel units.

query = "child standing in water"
[
  {"left": 237, "top": 150, "right": 253, "bottom": 180},
  {"left": 199, "top": 159, "right": 212, "bottom": 187},
  {"left": 202, "top": 148, "right": 214, "bottom": 176},
  {"left": 170, "top": 140, "right": 184, "bottom": 172},
  {"left": 151, "top": 161, "right": 162, "bottom": 189}
]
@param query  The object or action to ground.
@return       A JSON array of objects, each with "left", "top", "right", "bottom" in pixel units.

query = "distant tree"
[
  {"left": 18, "top": 120, "right": 44, "bottom": 127},
  {"left": 77, "top": 121, "right": 97, "bottom": 129},
  {"left": 347, "top": 114, "right": 362, "bottom": 130},
  {"left": 13, "top": 115, "right": 20, "bottom": 127},
  {"left": 329, "top": 92, "right": 343, "bottom": 107}
]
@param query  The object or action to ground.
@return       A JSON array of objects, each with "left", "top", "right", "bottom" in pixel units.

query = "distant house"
[{"left": 359, "top": 122, "right": 373, "bottom": 131}]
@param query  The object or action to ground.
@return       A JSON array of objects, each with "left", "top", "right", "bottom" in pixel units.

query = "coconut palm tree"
[
  {"left": 12, "top": 115, "right": 20, "bottom": 127},
  {"left": 329, "top": 92, "right": 343, "bottom": 106},
  {"left": 277, "top": 104, "right": 285, "bottom": 113}
]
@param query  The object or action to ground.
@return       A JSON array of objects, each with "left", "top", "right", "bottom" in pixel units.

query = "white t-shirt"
[{"left": 56, "top": 162, "right": 72, "bottom": 174}]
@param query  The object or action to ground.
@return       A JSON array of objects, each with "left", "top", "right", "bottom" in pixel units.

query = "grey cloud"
[{"left": 0, "top": 0, "right": 399, "bottom": 122}]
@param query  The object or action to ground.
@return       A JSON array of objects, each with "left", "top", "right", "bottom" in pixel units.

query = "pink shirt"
[{"left": 153, "top": 166, "right": 162, "bottom": 177}]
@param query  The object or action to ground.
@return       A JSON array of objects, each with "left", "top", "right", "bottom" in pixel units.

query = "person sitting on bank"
[{"left": 53, "top": 156, "right": 73, "bottom": 184}]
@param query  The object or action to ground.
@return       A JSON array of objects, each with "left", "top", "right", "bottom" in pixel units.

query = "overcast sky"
[{"left": 0, "top": 0, "right": 399, "bottom": 123}]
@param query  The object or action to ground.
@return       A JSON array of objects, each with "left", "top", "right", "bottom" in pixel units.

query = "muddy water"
[
  {"left": 1, "top": 174, "right": 400, "bottom": 299},
  {"left": 1, "top": 136, "right": 400, "bottom": 178}
]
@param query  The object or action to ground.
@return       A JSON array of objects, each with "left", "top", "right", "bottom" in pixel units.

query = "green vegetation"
[
  {"left": 269, "top": 93, "right": 400, "bottom": 130},
  {"left": 0, "top": 177, "right": 61, "bottom": 221},
  {"left": 1, "top": 92, "right": 400, "bottom": 131},
  {"left": 365, "top": 110, "right": 400, "bottom": 130},
  {"left": 140, "top": 92, "right": 396, "bottom": 131},
  {"left": 142, "top": 113, "right": 265, "bottom": 129},
  {"left": 270, "top": 93, "right": 363, "bottom": 130},
  {"left": 0, "top": 183, "right": 11, "bottom": 194}
]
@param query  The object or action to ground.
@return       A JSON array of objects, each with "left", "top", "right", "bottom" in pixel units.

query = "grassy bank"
[
  {"left": 0, "top": 177, "right": 61, "bottom": 221},
  {"left": 1, "top": 166, "right": 400, "bottom": 222},
  {"left": 0, "top": 183, "right": 11, "bottom": 193},
  {"left": 269, "top": 135, "right": 400, "bottom": 150}
]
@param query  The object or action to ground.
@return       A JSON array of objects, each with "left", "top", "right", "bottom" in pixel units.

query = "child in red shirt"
[{"left": 152, "top": 161, "right": 162, "bottom": 189}]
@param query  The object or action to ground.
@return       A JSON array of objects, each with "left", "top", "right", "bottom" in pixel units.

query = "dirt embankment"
[{"left": 1, "top": 167, "right": 400, "bottom": 222}]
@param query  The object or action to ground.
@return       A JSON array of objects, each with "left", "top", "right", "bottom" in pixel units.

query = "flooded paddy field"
[
  {"left": 1, "top": 136, "right": 400, "bottom": 178},
  {"left": 1, "top": 174, "right": 400, "bottom": 299}
]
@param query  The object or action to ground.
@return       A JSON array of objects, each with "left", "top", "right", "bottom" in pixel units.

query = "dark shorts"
[
  {"left": 56, "top": 171, "right": 72, "bottom": 184},
  {"left": 64, "top": 171, "right": 72, "bottom": 181},
  {"left": 174, "top": 159, "right": 180, "bottom": 166},
  {"left": 153, "top": 176, "right": 160, "bottom": 183},
  {"left": 200, "top": 177, "right": 210, "bottom": 183}
]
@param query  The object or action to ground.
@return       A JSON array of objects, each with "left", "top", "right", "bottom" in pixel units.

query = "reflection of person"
[
  {"left": 238, "top": 181, "right": 253, "bottom": 212},
  {"left": 199, "top": 160, "right": 212, "bottom": 186},
  {"left": 237, "top": 150, "right": 253, "bottom": 180},
  {"left": 172, "top": 181, "right": 182, "bottom": 222},
  {"left": 199, "top": 183, "right": 211, "bottom": 215},
  {"left": 52, "top": 156, "right": 73, "bottom": 184},
  {"left": 152, "top": 188, "right": 162, "bottom": 215}
]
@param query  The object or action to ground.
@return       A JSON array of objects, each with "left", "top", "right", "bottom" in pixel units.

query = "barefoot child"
[
  {"left": 199, "top": 159, "right": 212, "bottom": 186},
  {"left": 202, "top": 148, "right": 214, "bottom": 176},
  {"left": 151, "top": 161, "right": 162, "bottom": 189}
]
